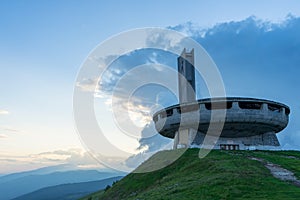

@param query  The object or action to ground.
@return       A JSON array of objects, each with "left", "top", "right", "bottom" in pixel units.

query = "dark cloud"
[
  {"left": 137, "top": 122, "right": 171, "bottom": 152},
  {"left": 125, "top": 122, "right": 172, "bottom": 169},
  {"left": 99, "top": 49, "right": 177, "bottom": 95}
]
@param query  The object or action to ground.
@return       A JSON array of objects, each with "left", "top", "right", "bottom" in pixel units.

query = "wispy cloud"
[
  {"left": 31, "top": 148, "right": 99, "bottom": 166},
  {"left": 0, "top": 126, "right": 21, "bottom": 139},
  {"left": 0, "top": 110, "right": 9, "bottom": 115},
  {"left": 3, "top": 128, "right": 20, "bottom": 133},
  {"left": 0, "top": 148, "right": 106, "bottom": 174},
  {"left": 0, "top": 134, "right": 7, "bottom": 139},
  {"left": 76, "top": 78, "right": 99, "bottom": 92},
  {"left": 0, "top": 126, "right": 22, "bottom": 135}
]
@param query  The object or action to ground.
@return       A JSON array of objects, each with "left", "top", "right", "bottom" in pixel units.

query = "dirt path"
[{"left": 249, "top": 157, "right": 300, "bottom": 187}]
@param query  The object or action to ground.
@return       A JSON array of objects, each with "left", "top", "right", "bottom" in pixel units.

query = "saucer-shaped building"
[{"left": 152, "top": 49, "right": 290, "bottom": 150}]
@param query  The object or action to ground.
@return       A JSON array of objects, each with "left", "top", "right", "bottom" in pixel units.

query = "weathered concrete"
[
  {"left": 177, "top": 48, "right": 196, "bottom": 104},
  {"left": 173, "top": 128, "right": 197, "bottom": 149},
  {"left": 153, "top": 97, "right": 290, "bottom": 150}
]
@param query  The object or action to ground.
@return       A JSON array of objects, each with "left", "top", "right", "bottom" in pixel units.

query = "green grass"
[
  {"left": 81, "top": 149, "right": 300, "bottom": 200},
  {"left": 80, "top": 190, "right": 104, "bottom": 200}
]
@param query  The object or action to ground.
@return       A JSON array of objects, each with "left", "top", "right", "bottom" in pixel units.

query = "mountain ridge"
[
  {"left": 0, "top": 169, "right": 125, "bottom": 200},
  {"left": 12, "top": 176, "right": 123, "bottom": 200}
]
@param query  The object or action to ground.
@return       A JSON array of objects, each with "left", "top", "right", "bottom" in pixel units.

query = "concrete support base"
[
  {"left": 173, "top": 131, "right": 281, "bottom": 150},
  {"left": 173, "top": 128, "right": 197, "bottom": 149}
]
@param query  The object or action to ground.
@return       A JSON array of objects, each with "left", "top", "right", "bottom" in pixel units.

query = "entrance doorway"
[{"left": 220, "top": 144, "right": 239, "bottom": 150}]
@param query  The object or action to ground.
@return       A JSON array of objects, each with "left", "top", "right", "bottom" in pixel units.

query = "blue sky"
[{"left": 1, "top": 0, "right": 300, "bottom": 174}]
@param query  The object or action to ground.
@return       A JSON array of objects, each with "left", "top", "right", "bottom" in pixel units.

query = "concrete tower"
[
  {"left": 177, "top": 48, "right": 196, "bottom": 103},
  {"left": 174, "top": 48, "right": 198, "bottom": 149}
]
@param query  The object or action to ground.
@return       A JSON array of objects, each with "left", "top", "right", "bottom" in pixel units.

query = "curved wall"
[{"left": 153, "top": 97, "right": 289, "bottom": 139}]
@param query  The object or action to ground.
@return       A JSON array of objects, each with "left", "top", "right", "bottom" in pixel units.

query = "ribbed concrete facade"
[
  {"left": 153, "top": 97, "right": 290, "bottom": 150},
  {"left": 177, "top": 49, "right": 196, "bottom": 104}
]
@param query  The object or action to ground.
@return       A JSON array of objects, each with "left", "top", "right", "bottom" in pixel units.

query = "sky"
[{"left": 1, "top": 0, "right": 300, "bottom": 174}]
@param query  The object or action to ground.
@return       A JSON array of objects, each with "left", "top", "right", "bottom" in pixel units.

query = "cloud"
[
  {"left": 125, "top": 125, "right": 173, "bottom": 168},
  {"left": 3, "top": 128, "right": 20, "bottom": 133},
  {"left": 137, "top": 122, "right": 172, "bottom": 152},
  {"left": 0, "top": 126, "right": 22, "bottom": 140},
  {"left": 168, "top": 21, "right": 207, "bottom": 38},
  {"left": 124, "top": 121, "right": 173, "bottom": 169},
  {"left": 93, "top": 49, "right": 179, "bottom": 129},
  {"left": 0, "top": 134, "right": 7, "bottom": 139},
  {"left": 0, "top": 126, "right": 22, "bottom": 135},
  {"left": 145, "top": 29, "right": 184, "bottom": 53},
  {"left": 31, "top": 148, "right": 100, "bottom": 166},
  {"left": 0, "top": 110, "right": 9, "bottom": 115},
  {"left": 0, "top": 148, "right": 107, "bottom": 174},
  {"left": 76, "top": 78, "right": 99, "bottom": 92},
  {"left": 122, "top": 99, "right": 153, "bottom": 127}
]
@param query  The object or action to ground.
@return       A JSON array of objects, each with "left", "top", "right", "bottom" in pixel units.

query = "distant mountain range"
[
  {"left": 0, "top": 164, "right": 76, "bottom": 184},
  {"left": 0, "top": 165, "right": 126, "bottom": 200},
  {"left": 12, "top": 176, "right": 123, "bottom": 200}
]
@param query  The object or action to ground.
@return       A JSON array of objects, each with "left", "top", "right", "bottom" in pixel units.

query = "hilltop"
[{"left": 81, "top": 149, "right": 300, "bottom": 200}]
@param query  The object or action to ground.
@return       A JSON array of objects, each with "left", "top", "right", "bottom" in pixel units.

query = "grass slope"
[{"left": 82, "top": 149, "right": 300, "bottom": 200}]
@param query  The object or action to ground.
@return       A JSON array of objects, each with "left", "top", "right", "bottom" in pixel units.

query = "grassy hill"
[{"left": 81, "top": 149, "right": 300, "bottom": 200}]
